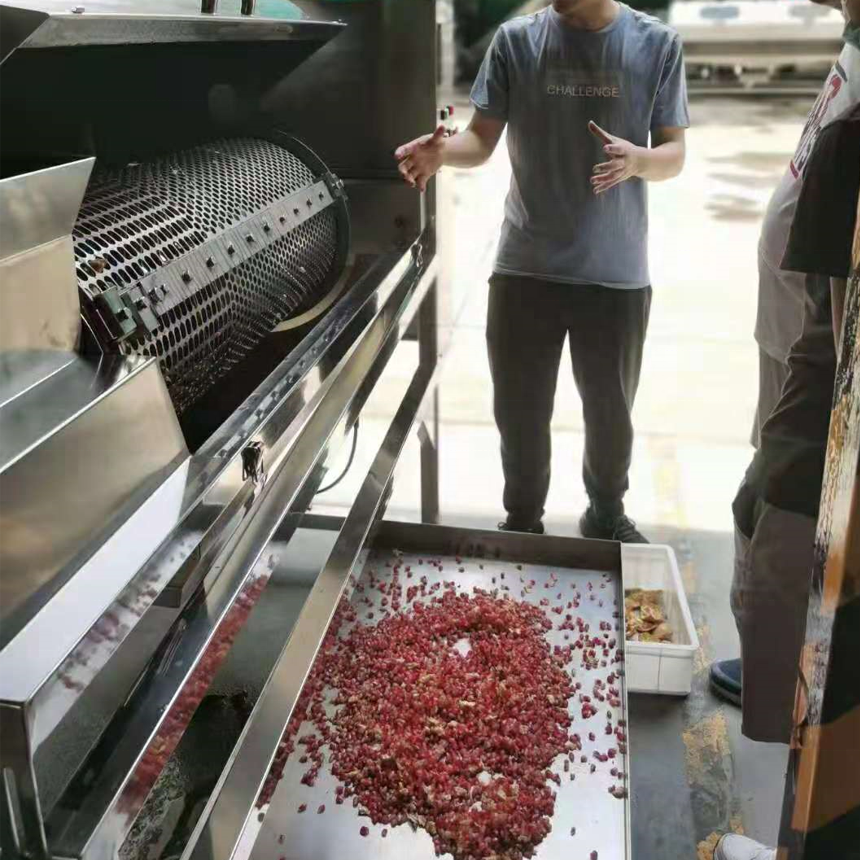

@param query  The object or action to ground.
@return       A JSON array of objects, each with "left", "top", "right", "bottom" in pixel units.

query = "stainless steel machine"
[{"left": 0, "top": 1, "right": 453, "bottom": 857}]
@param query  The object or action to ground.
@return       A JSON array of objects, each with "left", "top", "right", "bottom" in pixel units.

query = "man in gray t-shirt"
[{"left": 395, "top": 0, "right": 689, "bottom": 542}]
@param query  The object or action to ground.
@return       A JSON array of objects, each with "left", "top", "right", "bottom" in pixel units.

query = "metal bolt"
[
  {"left": 263, "top": 222, "right": 271, "bottom": 233},
  {"left": 279, "top": 215, "right": 286, "bottom": 224},
  {"left": 227, "top": 244, "right": 236, "bottom": 255},
  {"left": 181, "top": 271, "right": 192, "bottom": 284},
  {"left": 246, "top": 234, "right": 255, "bottom": 243},
  {"left": 206, "top": 256, "right": 215, "bottom": 268}
]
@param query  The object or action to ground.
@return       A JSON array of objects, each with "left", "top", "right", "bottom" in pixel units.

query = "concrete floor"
[{"left": 313, "top": 95, "right": 813, "bottom": 858}]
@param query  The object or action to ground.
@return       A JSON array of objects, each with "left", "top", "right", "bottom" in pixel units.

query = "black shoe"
[
  {"left": 710, "top": 658, "right": 742, "bottom": 706},
  {"left": 579, "top": 504, "right": 648, "bottom": 544},
  {"left": 498, "top": 520, "right": 545, "bottom": 536}
]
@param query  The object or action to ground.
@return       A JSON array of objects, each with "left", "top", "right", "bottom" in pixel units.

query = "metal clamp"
[
  {"left": 322, "top": 170, "right": 347, "bottom": 202},
  {"left": 94, "top": 288, "right": 137, "bottom": 342}
]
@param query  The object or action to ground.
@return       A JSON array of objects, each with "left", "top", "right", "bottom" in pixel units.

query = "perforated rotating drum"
[{"left": 74, "top": 135, "right": 349, "bottom": 415}]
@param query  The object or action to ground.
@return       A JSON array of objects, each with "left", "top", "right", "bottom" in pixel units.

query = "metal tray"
[{"left": 249, "top": 522, "right": 632, "bottom": 860}]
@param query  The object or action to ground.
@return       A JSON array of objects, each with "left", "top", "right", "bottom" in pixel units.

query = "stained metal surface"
[
  {"left": 263, "top": 0, "right": 438, "bottom": 177},
  {"left": 0, "top": 350, "right": 77, "bottom": 408},
  {"left": 0, "top": 2, "right": 342, "bottom": 55},
  {"left": 0, "top": 354, "right": 188, "bottom": 651},
  {"left": 184, "top": 288, "right": 445, "bottom": 860},
  {"left": 0, "top": 240, "right": 429, "bottom": 857},
  {"left": 9, "top": 249, "right": 411, "bottom": 767},
  {"left": 0, "top": 159, "right": 93, "bottom": 364},
  {"left": 183, "top": 348, "right": 624, "bottom": 860},
  {"left": 76, "top": 136, "right": 346, "bottom": 416},
  {"left": 37, "top": 250, "right": 433, "bottom": 860},
  {"left": 0, "top": 0, "right": 451, "bottom": 855},
  {"left": 0, "top": 157, "right": 93, "bottom": 261},
  {"left": 251, "top": 542, "right": 630, "bottom": 860}
]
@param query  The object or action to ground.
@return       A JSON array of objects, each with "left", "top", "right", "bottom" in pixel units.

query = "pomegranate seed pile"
[{"left": 258, "top": 554, "right": 627, "bottom": 860}]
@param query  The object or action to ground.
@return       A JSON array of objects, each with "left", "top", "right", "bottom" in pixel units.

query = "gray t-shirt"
[{"left": 471, "top": 4, "right": 689, "bottom": 289}]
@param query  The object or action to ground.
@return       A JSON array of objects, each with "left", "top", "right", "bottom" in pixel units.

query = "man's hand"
[
  {"left": 589, "top": 120, "right": 686, "bottom": 192},
  {"left": 395, "top": 125, "right": 447, "bottom": 192},
  {"left": 588, "top": 121, "right": 644, "bottom": 195}
]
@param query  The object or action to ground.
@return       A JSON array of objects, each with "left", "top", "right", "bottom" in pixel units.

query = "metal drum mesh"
[{"left": 73, "top": 137, "right": 341, "bottom": 414}]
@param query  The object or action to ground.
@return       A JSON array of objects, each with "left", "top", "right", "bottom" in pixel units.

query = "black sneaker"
[
  {"left": 709, "top": 658, "right": 742, "bottom": 707},
  {"left": 498, "top": 520, "right": 545, "bottom": 536},
  {"left": 579, "top": 504, "right": 648, "bottom": 544}
]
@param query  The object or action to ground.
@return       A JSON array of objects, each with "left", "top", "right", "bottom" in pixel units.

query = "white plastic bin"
[{"left": 621, "top": 544, "right": 699, "bottom": 696}]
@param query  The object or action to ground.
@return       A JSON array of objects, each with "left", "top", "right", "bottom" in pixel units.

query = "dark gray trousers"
[{"left": 486, "top": 273, "right": 651, "bottom": 526}]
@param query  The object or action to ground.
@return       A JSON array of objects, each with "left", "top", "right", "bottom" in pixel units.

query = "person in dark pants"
[
  {"left": 487, "top": 276, "right": 651, "bottom": 538},
  {"left": 715, "top": 100, "right": 860, "bottom": 860},
  {"left": 709, "top": 1, "right": 860, "bottom": 716},
  {"left": 395, "top": 0, "right": 688, "bottom": 541}
]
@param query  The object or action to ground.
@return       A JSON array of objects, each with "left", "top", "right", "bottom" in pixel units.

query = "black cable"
[{"left": 315, "top": 419, "right": 360, "bottom": 495}]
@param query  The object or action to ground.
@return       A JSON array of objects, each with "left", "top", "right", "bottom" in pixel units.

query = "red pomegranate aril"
[{"left": 360, "top": 826, "right": 370, "bottom": 837}]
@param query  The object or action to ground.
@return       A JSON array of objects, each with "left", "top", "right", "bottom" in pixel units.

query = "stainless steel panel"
[
  {"left": 185, "top": 282, "right": 446, "bottom": 860},
  {"left": 263, "top": 1, "right": 438, "bottom": 175},
  {"left": 44, "top": 253, "right": 436, "bottom": 860},
  {"left": 0, "top": 157, "right": 93, "bottom": 262},
  {"left": 0, "top": 349, "right": 77, "bottom": 409},
  {"left": 0, "top": 158, "right": 94, "bottom": 359},
  {"left": 0, "top": 4, "right": 344, "bottom": 52},
  {"left": 0, "top": 238, "right": 82, "bottom": 354},
  {"left": 0, "top": 354, "right": 188, "bottom": 650},
  {"left": 9, "top": 249, "right": 415, "bottom": 757},
  {"left": 249, "top": 537, "right": 630, "bottom": 860}
]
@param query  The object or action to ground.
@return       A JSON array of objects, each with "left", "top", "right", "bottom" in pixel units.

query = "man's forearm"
[
  {"left": 441, "top": 128, "right": 497, "bottom": 169},
  {"left": 636, "top": 141, "right": 685, "bottom": 182}
]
